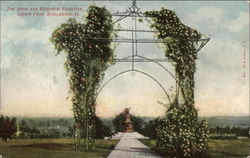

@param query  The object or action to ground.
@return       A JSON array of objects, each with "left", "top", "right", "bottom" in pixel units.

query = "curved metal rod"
[
  {"left": 96, "top": 69, "right": 172, "bottom": 105},
  {"left": 117, "top": 55, "right": 177, "bottom": 81},
  {"left": 136, "top": 55, "right": 187, "bottom": 102},
  {"left": 117, "top": 55, "right": 187, "bottom": 101},
  {"left": 136, "top": 55, "right": 177, "bottom": 81}
]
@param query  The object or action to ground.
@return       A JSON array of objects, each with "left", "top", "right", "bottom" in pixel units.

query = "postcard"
[{"left": 0, "top": 1, "right": 249, "bottom": 157}]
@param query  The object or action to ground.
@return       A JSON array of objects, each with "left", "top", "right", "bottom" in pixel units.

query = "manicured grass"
[
  {"left": 207, "top": 139, "right": 250, "bottom": 157},
  {"left": 140, "top": 139, "right": 250, "bottom": 158},
  {"left": 0, "top": 138, "right": 119, "bottom": 158}
]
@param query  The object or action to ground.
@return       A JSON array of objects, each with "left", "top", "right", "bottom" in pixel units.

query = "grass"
[
  {"left": 140, "top": 139, "right": 250, "bottom": 158},
  {"left": 0, "top": 138, "right": 119, "bottom": 158}
]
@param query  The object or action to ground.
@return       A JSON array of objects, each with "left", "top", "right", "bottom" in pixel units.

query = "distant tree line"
[
  {"left": 209, "top": 126, "right": 249, "bottom": 138},
  {"left": 140, "top": 120, "right": 250, "bottom": 139},
  {"left": 0, "top": 115, "right": 112, "bottom": 141},
  {"left": 1, "top": 114, "right": 248, "bottom": 141}
]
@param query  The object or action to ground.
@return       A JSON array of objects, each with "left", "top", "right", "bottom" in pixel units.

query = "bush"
[
  {"left": 141, "top": 119, "right": 158, "bottom": 139},
  {"left": 156, "top": 104, "right": 209, "bottom": 158}
]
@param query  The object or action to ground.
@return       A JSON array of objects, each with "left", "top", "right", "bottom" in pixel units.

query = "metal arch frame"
[
  {"left": 96, "top": 69, "right": 172, "bottom": 105},
  {"left": 94, "top": 0, "right": 209, "bottom": 107},
  {"left": 118, "top": 55, "right": 177, "bottom": 80},
  {"left": 114, "top": 55, "right": 187, "bottom": 100}
]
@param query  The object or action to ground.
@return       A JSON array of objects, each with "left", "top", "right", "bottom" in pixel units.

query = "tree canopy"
[{"left": 0, "top": 115, "right": 16, "bottom": 142}]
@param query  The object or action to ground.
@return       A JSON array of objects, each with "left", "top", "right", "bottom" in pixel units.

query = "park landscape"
[{"left": 1, "top": 0, "right": 249, "bottom": 158}]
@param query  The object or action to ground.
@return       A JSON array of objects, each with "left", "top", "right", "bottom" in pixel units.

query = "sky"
[{"left": 0, "top": 1, "right": 249, "bottom": 118}]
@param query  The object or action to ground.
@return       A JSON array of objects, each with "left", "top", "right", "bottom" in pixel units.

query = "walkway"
[{"left": 107, "top": 132, "right": 162, "bottom": 158}]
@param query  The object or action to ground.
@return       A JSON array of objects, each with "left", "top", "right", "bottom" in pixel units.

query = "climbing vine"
[
  {"left": 50, "top": 3, "right": 208, "bottom": 155},
  {"left": 50, "top": 5, "right": 115, "bottom": 150},
  {"left": 145, "top": 8, "right": 201, "bottom": 106},
  {"left": 145, "top": 8, "right": 209, "bottom": 157}
]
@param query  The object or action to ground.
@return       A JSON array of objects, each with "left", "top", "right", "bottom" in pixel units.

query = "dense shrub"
[{"left": 156, "top": 104, "right": 209, "bottom": 158}]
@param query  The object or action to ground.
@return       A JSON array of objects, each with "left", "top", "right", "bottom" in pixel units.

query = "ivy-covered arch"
[
  {"left": 144, "top": 8, "right": 210, "bottom": 157},
  {"left": 50, "top": 2, "right": 209, "bottom": 155}
]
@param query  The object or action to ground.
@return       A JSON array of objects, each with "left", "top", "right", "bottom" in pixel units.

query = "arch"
[
  {"left": 116, "top": 55, "right": 187, "bottom": 101},
  {"left": 119, "top": 55, "right": 178, "bottom": 83},
  {"left": 96, "top": 69, "right": 172, "bottom": 104}
]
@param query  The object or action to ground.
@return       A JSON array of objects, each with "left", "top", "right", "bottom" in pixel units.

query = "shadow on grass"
[
  {"left": 11, "top": 143, "right": 115, "bottom": 151},
  {"left": 11, "top": 143, "right": 74, "bottom": 150}
]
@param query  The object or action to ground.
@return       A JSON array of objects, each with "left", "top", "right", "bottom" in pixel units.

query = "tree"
[
  {"left": 141, "top": 119, "right": 158, "bottom": 139},
  {"left": 0, "top": 115, "right": 16, "bottom": 142},
  {"left": 112, "top": 111, "right": 144, "bottom": 133},
  {"left": 112, "top": 113, "right": 125, "bottom": 133},
  {"left": 130, "top": 115, "right": 144, "bottom": 133},
  {"left": 95, "top": 116, "right": 111, "bottom": 138}
]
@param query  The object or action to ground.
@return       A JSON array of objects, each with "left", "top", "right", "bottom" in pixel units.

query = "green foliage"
[
  {"left": 112, "top": 113, "right": 125, "bottom": 133},
  {"left": 131, "top": 115, "right": 144, "bottom": 133},
  {"left": 140, "top": 139, "right": 250, "bottom": 158},
  {"left": 156, "top": 104, "right": 209, "bottom": 157},
  {"left": 0, "top": 138, "right": 119, "bottom": 158},
  {"left": 145, "top": 8, "right": 201, "bottom": 105},
  {"left": 18, "top": 120, "right": 40, "bottom": 139},
  {"left": 209, "top": 133, "right": 237, "bottom": 140},
  {"left": 95, "top": 116, "right": 112, "bottom": 139},
  {"left": 50, "top": 5, "right": 115, "bottom": 150},
  {"left": 209, "top": 126, "right": 249, "bottom": 139},
  {"left": 0, "top": 115, "right": 16, "bottom": 142},
  {"left": 145, "top": 8, "right": 209, "bottom": 157},
  {"left": 141, "top": 119, "right": 158, "bottom": 139},
  {"left": 112, "top": 112, "right": 144, "bottom": 133}
]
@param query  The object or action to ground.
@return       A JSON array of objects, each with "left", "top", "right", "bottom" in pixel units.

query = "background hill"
[{"left": 13, "top": 116, "right": 249, "bottom": 130}]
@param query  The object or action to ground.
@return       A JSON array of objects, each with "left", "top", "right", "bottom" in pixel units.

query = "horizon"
[
  {"left": 1, "top": 1, "right": 249, "bottom": 118},
  {"left": 4, "top": 114, "right": 250, "bottom": 119}
]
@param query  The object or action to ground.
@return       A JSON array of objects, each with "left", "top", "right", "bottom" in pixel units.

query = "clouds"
[
  {"left": 185, "top": 6, "right": 225, "bottom": 26},
  {"left": 182, "top": 4, "right": 249, "bottom": 117},
  {"left": 0, "top": 1, "right": 249, "bottom": 117},
  {"left": 195, "top": 33, "right": 249, "bottom": 117},
  {"left": 224, "top": 12, "right": 248, "bottom": 33},
  {"left": 183, "top": 5, "right": 248, "bottom": 40}
]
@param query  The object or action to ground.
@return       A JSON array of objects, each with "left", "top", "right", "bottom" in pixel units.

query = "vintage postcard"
[{"left": 0, "top": 0, "right": 249, "bottom": 157}]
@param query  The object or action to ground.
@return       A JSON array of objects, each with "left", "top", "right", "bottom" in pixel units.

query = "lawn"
[
  {"left": 0, "top": 138, "right": 119, "bottom": 158},
  {"left": 140, "top": 139, "right": 250, "bottom": 158}
]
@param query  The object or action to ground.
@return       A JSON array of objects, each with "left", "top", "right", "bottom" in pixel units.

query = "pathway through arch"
[{"left": 107, "top": 132, "right": 162, "bottom": 158}]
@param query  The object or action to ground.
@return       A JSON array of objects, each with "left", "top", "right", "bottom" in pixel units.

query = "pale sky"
[{"left": 0, "top": 1, "right": 249, "bottom": 118}]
